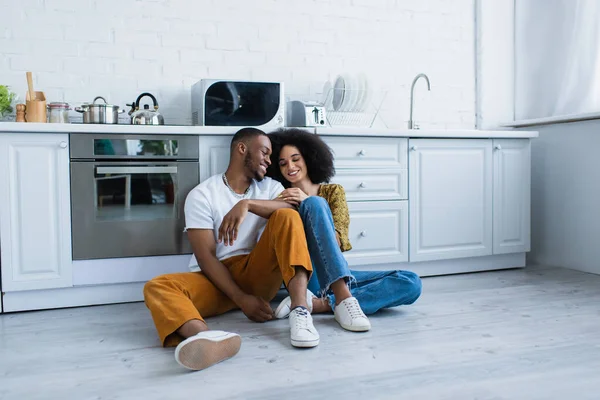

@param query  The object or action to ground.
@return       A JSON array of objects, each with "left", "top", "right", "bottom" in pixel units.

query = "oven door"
[{"left": 70, "top": 161, "right": 199, "bottom": 260}]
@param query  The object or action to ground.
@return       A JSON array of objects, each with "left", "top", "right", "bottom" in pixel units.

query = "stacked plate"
[{"left": 321, "top": 73, "right": 371, "bottom": 113}]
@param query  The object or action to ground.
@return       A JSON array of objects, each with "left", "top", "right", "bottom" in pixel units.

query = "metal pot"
[
  {"left": 75, "top": 96, "right": 124, "bottom": 124},
  {"left": 130, "top": 92, "right": 164, "bottom": 125}
]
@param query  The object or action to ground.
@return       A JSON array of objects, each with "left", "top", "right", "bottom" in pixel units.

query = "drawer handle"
[
  {"left": 359, "top": 182, "right": 367, "bottom": 188},
  {"left": 358, "top": 149, "right": 366, "bottom": 156},
  {"left": 360, "top": 230, "right": 367, "bottom": 237}
]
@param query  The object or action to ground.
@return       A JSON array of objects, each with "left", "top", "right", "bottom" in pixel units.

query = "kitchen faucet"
[{"left": 408, "top": 73, "right": 431, "bottom": 129}]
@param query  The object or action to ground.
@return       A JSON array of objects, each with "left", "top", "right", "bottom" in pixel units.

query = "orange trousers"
[{"left": 143, "top": 208, "right": 312, "bottom": 347}]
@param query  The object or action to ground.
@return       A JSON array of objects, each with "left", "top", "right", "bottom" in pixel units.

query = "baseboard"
[
  {"left": 350, "top": 252, "right": 526, "bottom": 277},
  {"left": 2, "top": 282, "right": 145, "bottom": 313}
]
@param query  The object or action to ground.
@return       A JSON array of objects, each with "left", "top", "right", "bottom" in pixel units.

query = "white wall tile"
[{"left": 0, "top": 0, "right": 476, "bottom": 127}]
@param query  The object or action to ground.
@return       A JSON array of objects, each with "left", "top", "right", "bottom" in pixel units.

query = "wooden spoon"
[{"left": 26, "top": 72, "right": 35, "bottom": 101}]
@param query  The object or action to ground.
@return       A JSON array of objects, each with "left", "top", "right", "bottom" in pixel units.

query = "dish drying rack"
[{"left": 322, "top": 88, "right": 387, "bottom": 128}]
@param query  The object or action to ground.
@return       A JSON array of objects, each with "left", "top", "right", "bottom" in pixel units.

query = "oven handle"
[{"left": 96, "top": 166, "right": 178, "bottom": 174}]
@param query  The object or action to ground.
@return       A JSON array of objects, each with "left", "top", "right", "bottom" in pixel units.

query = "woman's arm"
[{"left": 326, "top": 185, "right": 352, "bottom": 252}]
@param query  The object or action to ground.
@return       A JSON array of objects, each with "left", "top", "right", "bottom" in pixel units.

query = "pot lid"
[
  {"left": 48, "top": 102, "right": 70, "bottom": 109},
  {"left": 81, "top": 96, "right": 118, "bottom": 108}
]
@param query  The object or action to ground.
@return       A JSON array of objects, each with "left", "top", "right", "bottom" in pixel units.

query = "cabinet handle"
[
  {"left": 360, "top": 230, "right": 367, "bottom": 237},
  {"left": 359, "top": 182, "right": 367, "bottom": 188},
  {"left": 410, "top": 145, "right": 418, "bottom": 151},
  {"left": 59, "top": 141, "right": 68, "bottom": 149},
  {"left": 494, "top": 145, "right": 502, "bottom": 151},
  {"left": 358, "top": 149, "right": 366, "bottom": 156}
]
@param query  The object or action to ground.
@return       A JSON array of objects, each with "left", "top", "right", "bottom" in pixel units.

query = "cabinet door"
[
  {"left": 409, "top": 139, "right": 493, "bottom": 262},
  {"left": 344, "top": 201, "right": 408, "bottom": 266},
  {"left": 198, "top": 136, "right": 233, "bottom": 183},
  {"left": 331, "top": 168, "right": 408, "bottom": 202},
  {"left": 0, "top": 134, "right": 73, "bottom": 291},
  {"left": 493, "top": 139, "right": 531, "bottom": 254},
  {"left": 320, "top": 136, "right": 408, "bottom": 169}
]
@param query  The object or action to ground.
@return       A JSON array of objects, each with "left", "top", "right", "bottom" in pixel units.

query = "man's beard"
[{"left": 244, "top": 153, "right": 263, "bottom": 181}]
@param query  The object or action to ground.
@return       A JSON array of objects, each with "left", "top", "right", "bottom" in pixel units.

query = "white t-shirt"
[{"left": 184, "top": 174, "right": 285, "bottom": 272}]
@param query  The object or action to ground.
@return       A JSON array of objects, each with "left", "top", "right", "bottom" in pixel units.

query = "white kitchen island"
[{"left": 0, "top": 122, "right": 538, "bottom": 312}]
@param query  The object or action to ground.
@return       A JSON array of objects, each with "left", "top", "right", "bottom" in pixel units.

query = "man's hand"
[
  {"left": 278, "top": 188, "right": 309, "bottom": 207},
  {"left": 238, "top": 294, "right": 274, "bottom": 322},
  {"left": 218, "top": 200, "right": 249, "bottom": 246}
]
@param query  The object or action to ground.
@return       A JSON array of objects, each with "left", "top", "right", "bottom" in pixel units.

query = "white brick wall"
[{"left": 0, "top": 0, "right": 475, "bottom": 128}]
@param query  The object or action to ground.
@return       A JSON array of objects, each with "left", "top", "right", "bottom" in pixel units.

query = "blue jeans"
[{"left": 298, "top": 196, "right": 422, "bottom": 315}]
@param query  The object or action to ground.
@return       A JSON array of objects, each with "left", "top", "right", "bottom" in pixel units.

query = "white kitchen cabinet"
[
  {"left": 331, "top": 168, "right": 408, "bottom": 202},
  {"left": 0, "top": 133, "right": 73, "bottom": 291},
  {"left": 493, "top": 139, "right": 531, "bottom": 254},
  {"left": 198, "top": 135, "right": 233, "bottom": 183},
  {"left": 321, "top": 136, "right": 408, "bottom": 169},
  {"left": 344, "top": 201, "right": 408, "bottom": 266},
  {"left": 409, "top": 139, "right": 493, "bottom": 262}
]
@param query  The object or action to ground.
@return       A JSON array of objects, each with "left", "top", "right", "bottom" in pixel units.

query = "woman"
[{"left": 267, "top": 128, "right": 422, "bottom": 332}]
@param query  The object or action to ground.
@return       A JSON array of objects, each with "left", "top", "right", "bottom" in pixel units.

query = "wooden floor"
[{"left": 1, "top": 265, "right": 600, "bottom": 400}]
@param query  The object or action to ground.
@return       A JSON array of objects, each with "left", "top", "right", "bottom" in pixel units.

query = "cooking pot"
[
  {"left": 130, "top": 92, "right": 164, "bottom": 125},
  {"left": 75, "top": 96, "right": 124, "bottom": 124}
]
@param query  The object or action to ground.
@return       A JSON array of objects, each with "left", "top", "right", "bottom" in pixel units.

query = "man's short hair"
[{"left": 230, "top": 127, "right": 267, "bottom": 153}]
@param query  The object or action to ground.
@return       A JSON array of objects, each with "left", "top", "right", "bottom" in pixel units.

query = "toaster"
[
  {"left": 191, "top": 79, "right": 285, "bottom": 128},
  {"left": 286, "top": 101, "right": 327, "bottom": 127}
]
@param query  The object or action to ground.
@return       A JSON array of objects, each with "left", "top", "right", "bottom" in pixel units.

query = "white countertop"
[{"left": 0, "top": 122, "right": 539, "bottom": 138}]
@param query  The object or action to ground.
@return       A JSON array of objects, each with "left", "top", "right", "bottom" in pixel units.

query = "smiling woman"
[
  {"left": 266, "top": 128, "right": 335, "bottom": 189},
  {"left": 266, "top": 128, "right": 422, "bottom": 333}
]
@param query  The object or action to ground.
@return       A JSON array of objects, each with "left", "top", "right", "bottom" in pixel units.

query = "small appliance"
[
  {"left": 286, "top": 100, "right": 327, "bottom": 127},
  {"left": 191, "top": 79, "right": 284, "bottom": 128}
]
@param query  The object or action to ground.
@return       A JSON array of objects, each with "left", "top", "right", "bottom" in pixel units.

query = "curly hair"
[{"left": 266, "top": 128, "right": 335, "bottom": 188}]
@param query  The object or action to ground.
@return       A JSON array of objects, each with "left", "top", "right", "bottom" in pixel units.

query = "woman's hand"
[{"left": 277, "top": 188, "right": 309, "bottom": 207}]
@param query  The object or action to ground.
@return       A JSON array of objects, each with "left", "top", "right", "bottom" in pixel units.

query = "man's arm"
[
  {"left": 218, "top": 199, "right": 293, "bottom": 246},
  {"left": 187, "top": 229, "right": 273, "bottom": 322},
  {"left": 246, "top": 199, "right": 293, "bottom": 219}
]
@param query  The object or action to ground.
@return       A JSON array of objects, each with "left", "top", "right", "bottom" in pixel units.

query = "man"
[{"left": 143, "top": 127, "right": 318, "bottom": 371}]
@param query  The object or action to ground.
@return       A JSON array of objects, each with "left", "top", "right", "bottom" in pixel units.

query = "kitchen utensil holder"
[
  {"left": 323, "top": 88, "right": 387, "bottom": 128},
  {"left": 25, "top": 91, "right": 47, "bottom": 123}
]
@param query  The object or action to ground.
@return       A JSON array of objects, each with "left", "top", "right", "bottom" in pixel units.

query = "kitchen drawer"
[
  {"left": 321, "top": 136, "right": 408, "bottom": 169},
  {"left": 344, "top": 201, "right": 408, "bottom": 266},
  {"left": 331, "top": 169, "right": 408, "bottom": 201}
]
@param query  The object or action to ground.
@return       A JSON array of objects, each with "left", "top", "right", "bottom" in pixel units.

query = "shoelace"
[
  {"left": 345, "top": 300, "right": 366, "bottom": 319},
  {"left": 292, "top": 308, "right": 311, "bottom": 330}
]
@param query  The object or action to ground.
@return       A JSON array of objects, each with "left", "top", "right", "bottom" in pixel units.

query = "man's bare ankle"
[
  {"left": 290, "top": 300, "right": 308, "bottom": 310},
  {"left": 312, "top": 297, "right": 331, "bottom": 314},
  {"left": 177, "top": 319, "right": 209, "bottom": 339}
]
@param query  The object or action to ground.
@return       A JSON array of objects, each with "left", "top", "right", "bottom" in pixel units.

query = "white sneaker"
[
  {"left": 174, "top": 330, "right": 241, "bottom": 371},
  {"left": 289, "top": 307, "right": 319, "bottom": 348},
  {"left": 274, "top": 289, "right": 315, "bottom": 319},
  {"left": 334, "top": 297, "right": 371, "bottom": 332}
]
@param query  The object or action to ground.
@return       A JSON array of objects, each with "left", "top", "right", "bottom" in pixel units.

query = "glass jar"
[{"left": 48, "top": 102, "right": 70, "bottom": 123}]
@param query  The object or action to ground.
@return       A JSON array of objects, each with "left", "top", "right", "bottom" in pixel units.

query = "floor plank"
[{"left": 1, "top": 265, "right": 599, "bottom": 400}]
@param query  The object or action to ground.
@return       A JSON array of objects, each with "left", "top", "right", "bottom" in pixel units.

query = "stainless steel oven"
[{"left": 69, "top": 134, "right": 199, "bottom": 260}]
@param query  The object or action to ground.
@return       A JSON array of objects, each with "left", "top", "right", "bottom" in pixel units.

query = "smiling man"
[{"left": 143, "top": 127, "right": 318, "bottom": 371}]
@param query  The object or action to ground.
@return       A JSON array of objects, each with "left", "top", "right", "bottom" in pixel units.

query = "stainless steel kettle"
[{"left": 130, "top": 92, "right": 164, "bottom": 125}]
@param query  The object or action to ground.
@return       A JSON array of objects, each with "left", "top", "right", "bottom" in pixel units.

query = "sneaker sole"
[
  {"left": 175, "top": 334, "right": 241, "bottom": 371},
  {"left": 336, "top": 318, "right": 371, "bottom": 332},
  {"left": 291, "top": 338, "right": 320, "bottom": 348}
]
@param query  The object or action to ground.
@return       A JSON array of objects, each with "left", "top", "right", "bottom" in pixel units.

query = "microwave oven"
[{"left": 191, "top": 79, "right": 285, "bottom": 129}]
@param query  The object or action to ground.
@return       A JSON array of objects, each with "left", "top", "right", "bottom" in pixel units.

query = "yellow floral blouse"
[{"left": 317, "top": 184, "right": 352, "bottom": 252}]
